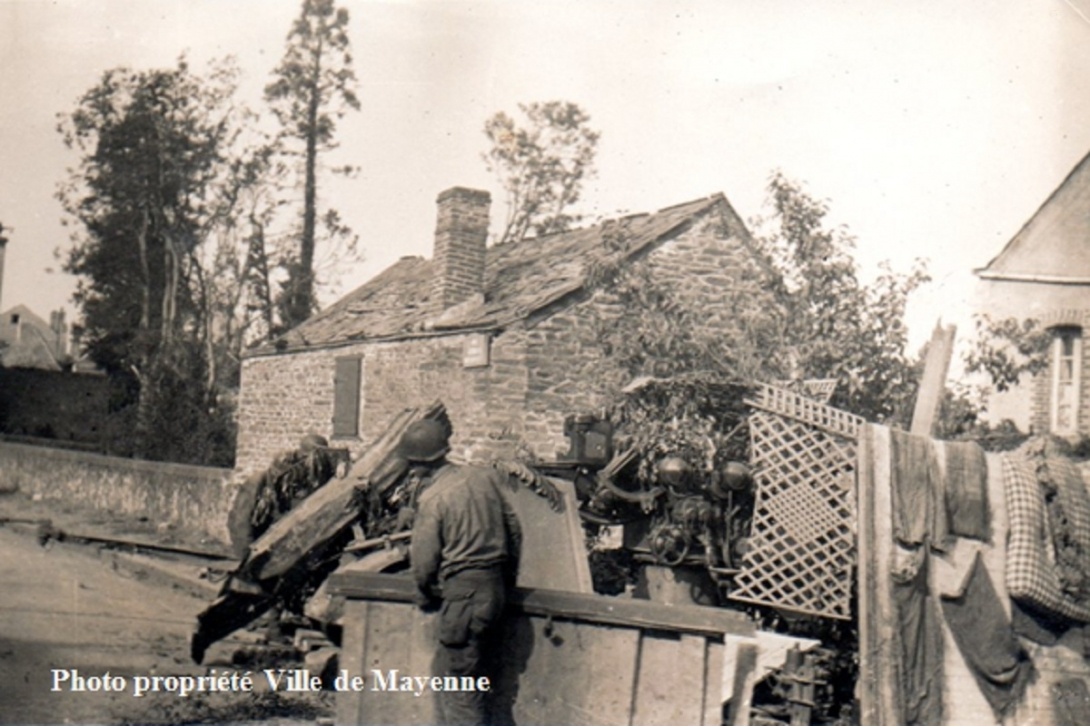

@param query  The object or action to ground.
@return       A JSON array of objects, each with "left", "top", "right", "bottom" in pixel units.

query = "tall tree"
[
  {"left": 484, "top": 101, "right": 600, "bottom": 244},
  {"left": 265, "top": 0, "right": 360, "bottom": 329},
  {"left": 57, "top": 58, "right": 243, "bottom": 463}
]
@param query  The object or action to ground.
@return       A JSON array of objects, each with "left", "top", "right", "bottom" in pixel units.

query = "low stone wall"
[{"left": 0, "top": 440, "right": 235, "bottom": 548}]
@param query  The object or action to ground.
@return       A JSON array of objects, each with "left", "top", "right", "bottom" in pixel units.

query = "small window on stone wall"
[
  {"left": 1050, "top": 327, "right": 1082, "bottom": 435},
  {"left": 333, "top": 356, "right": 362, "bottom": 438}
]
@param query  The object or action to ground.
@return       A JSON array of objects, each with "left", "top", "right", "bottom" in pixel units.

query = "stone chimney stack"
[
  {"left": 432, "top": 187, "right": 490, "bottom": 311},
  {"left": 50, "top": 309, "right": 68, "bottom": 357}
]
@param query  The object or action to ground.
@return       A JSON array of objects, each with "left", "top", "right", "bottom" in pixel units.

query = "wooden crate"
[{"left": 330, "top": 572, "right": 755, "bottom": 725}]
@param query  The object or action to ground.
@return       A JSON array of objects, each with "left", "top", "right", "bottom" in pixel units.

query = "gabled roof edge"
[{"left": 978, "top": 149, "right": 1090, "bottom": 274}]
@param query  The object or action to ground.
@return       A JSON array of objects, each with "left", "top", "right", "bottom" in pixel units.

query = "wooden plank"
[
  {"left": 858, "top": 423, "right": 903, "bottom": 724},
  {"left": 631, "top": 632, "right": 706, "bottom": 725},
  {"left": 910, "top": 322, "right": 956, "bottom": 436},
  {"left": 724, "top": 637, "right": 759, "bottom": 726},
  {"left": 406, "top": 607, "right": 440, "bottom": 725},
  {"left": 508, "top": 476, "right": 593, "bottom": 593},
  {"left": 873, "top": 425, "right": 900, "bottom": 724},
  {"left": 329, "top": 572, "right": 755, "bottom": 638},
  {"left": 349, "top": 601, "right": 441, "bottom": 725},
  {"left": 856, "top": 423, "right": 878, "bottom": 725},
  {"left": 336, "top": 600, "right": 368, "bottom": 726}
]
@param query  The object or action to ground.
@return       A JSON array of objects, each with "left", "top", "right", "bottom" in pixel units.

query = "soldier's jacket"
[{"left": 410, "top": 463, "right": 522, "bottom": 602}]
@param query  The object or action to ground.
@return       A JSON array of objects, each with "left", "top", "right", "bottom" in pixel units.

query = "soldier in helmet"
[{"left": 400, "top": 419, "right": 522, "bottom": 726}]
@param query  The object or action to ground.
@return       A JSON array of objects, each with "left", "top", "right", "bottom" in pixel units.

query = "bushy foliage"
[
  {"left": 587, "top": 171, "right": 929, "bottom": 431},
  {"left": 57, "top": 58, "right": 242, "bottom": 465},
  {"left": 751, "top": 172, "right": 930, "bottom": 424}
]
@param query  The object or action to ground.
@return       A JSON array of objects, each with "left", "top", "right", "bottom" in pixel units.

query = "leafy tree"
[
  {"left": 483, "top": 101, "right": 600, "bottom": 244},
  {"left": 57, "top": 58, "right": 243, "bottom": 464},
  {"left": 964, "top": 314, "right": 1051, "bottom": 392},
  {"left": 265, "top": 0, "right": 361, "bottom": 329},
  {"left": 750, "top": 171, "right": 929, "bottom": 423}
]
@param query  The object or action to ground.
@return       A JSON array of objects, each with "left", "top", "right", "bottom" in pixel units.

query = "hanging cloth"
[
  {"left": 890, "top": 430, "right": 935, "bottom": 547},
  {"left": 891, "top": 547, "right": 944, "bottom": 725},
  {"left": 940, "top": 551, "right": 1033, "bottom": 719},
  {"left": 943, "top": 441, "right": 990, "bottom": 542}
]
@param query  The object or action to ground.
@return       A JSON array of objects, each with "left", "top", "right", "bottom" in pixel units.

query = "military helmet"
[{"left": 398, "top": 419, "right": 451, "bottom": 463}]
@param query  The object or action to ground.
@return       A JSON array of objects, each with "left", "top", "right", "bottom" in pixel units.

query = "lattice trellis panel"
[{"left": 731, "top": 388, "right": 860, "bottom": 619}]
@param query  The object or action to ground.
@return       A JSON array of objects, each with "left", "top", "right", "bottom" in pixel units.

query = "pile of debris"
[{"left": 191, "top": 401, "right": 450, "bottom": 666}]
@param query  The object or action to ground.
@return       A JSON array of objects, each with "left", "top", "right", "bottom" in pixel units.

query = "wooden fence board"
[
  {"left": 909, "top": 323, "right": 956, "bottom": 437},
  {"left": 329, "top": 572, "right": 754, "bottom": 638}
]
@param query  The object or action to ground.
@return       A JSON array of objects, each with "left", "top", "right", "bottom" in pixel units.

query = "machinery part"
[
  {"left": 708, "top": 461, "right": 753, "bottom": 500},
  {"left": 558, "top": 413, "right": 614, "bottom": 465},
  {"left": 397, "top": 419, "right": 451, "bottom": 463},
  {"left": 721, "top": 461, "right": 753, "bottom": 491},
  {"left": 649, "top": 522, "right": 690, "bottom": 566},
  {"left": 597, "top": 475, "right": 664, "bottom": 508},
  {"left": 656, "top": 456, "right": 692, "bottom": 488}
]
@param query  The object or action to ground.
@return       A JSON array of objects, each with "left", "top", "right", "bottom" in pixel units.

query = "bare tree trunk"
[
  {"left": 291, "top": 35, "right": 324, "bottom": 327},
  {"left": 137, "top": 208, "right": 151, "bottom": 332}
]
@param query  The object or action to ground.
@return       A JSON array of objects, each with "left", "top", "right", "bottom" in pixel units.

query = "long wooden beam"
[
  {"left": 328, "top": 571, "right": 754, "bottom": 638},
  {"left": 910, "top": 322, "right": 956, "bottom": 436}
]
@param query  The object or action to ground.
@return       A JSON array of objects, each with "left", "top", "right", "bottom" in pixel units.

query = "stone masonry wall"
[
  {"left": 361, "top": 328, "right": 532, "bottom": 464},
  {"left": 0, "top": 441, "right": 232, "bottom": 548},
  {"left": 521, "top": 205, "right": 768, "bottom": 459},
  {"left": 236, "top": 347, "right": 346, "bottom": 475},
  {"left": 236, "top": 328, "right": 534, "bottom": 476}
]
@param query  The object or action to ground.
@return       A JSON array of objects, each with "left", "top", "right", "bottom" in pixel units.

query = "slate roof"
[
  {"left": 257, "top": 194, "right": 728, "bottom": 355},
  {"left": 977, "top": 151, "right": 1090, "bottom": 283},
  {"left": 0, "top": 305, "right": 64, "bottom": 370}
]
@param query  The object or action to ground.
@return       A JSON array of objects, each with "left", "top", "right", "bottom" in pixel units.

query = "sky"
[{"left": 2, "top": 0, "right": 1090, "bottom": 362}]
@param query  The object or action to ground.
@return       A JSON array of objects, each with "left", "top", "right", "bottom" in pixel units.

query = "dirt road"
[
  {"left": 0, "top": 524, "right": 209, "bottom": 723},
  {"left": 0, "top": 524, "right": 332, "bottom": 725}
]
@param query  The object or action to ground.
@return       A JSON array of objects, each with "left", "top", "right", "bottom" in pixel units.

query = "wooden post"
[
  {"left": 856, "top": 423, "right": 900, "bottom": 725},
  {"left": 857, "top": 424, "right": 878, "bottom": 725},
  {"left": 910, "top": 322, "right": 956, "bottom": 437}
]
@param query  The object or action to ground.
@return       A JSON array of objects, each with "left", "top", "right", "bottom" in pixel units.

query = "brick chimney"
[{"left": 432, "top": 187, "right": 490, "bottom": 311}]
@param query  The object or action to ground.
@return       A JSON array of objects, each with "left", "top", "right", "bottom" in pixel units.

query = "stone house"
[
  {"left": 975, "top": 151, "right": 1090, "bottom": 437},
  {"left": 0, "top": 304, "right": 69, "bottom": 370},
  {"left": 235, "top": 187, "right": 769, "bottom": 476}
]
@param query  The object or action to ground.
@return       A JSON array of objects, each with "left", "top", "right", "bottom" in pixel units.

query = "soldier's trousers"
[{"left": 435, "top": 567, "right": 507, "bottom": 726}]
